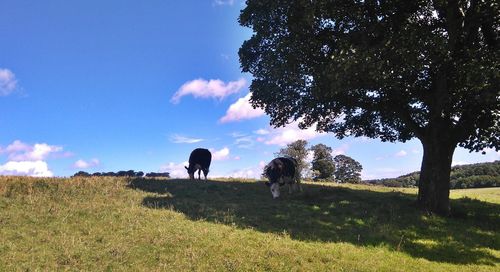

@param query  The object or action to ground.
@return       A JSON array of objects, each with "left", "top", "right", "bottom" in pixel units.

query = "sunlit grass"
[{"left": 0, "top": 176, "right": 498, "bottom": 271}]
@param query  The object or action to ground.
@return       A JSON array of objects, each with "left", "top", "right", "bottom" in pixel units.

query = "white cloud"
[
  {"left": 4, "top": 140, "right": 31, "bottom": 153},
  {"left": 170, "top": 78, "right": 246, "bottom": 104},
  {"left": 264, "top": 120, "right": 325, "bottom": 146},
  {"left": 256, "top": 137, "right": 265, "bottom": 142},
  {"left": 230, "top": 132, "right": 247, "bottom": 138},
  {"left": 223, "top": 168, "right": 258, "bottom": 179},
  {"left": 395, "top": 150, "right": 408, "bottom": 157},
  {"left": 4, "top": 140, "right": 63, "bottom": 161},
  {"left": 219, "top": 93, "right": 265, "bottom": 123},
  {"left": 170, "top": 134, "right": 204, "bottom": 144},
  {"left": 213, "top": 161, "right": 267, "bottom": 179},
  {"left": 0, "top": 68, "right": 18, "bottom": 96},
  {"left": 159, "top": 161, "right": 189, "bottom": 178},
  {"left": 0, "top": 160, "right": 53, "bottom": 177},
  {"left": 73, "top": 158, "right": 100, "bottom": 169},
  {"left": 235, "top": 136, "right": 254, "bottom": 149},
  {"left": 332, "top": 144, "right": 350, "bottom": 156},
  {"left": 211, "top": 147, "right": 230, "bottom": 161},
  {"left": 213, "top": 0, "right": 234, "bottom": 6},
  {"left": 254, "top": 129, "right": 270, "bottom": 135}
]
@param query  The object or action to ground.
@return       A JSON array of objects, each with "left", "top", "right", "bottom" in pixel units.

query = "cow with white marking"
[
  {"left": 185, "top": 148, "right": 212, "bottom": 180},
  {"left": 264, "top": 157, "right": 302, "bottom": 198}
]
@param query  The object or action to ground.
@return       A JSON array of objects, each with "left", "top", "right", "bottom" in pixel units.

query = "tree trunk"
[{"left": 417, "top": 137, "right": 457, "bottom": 216}]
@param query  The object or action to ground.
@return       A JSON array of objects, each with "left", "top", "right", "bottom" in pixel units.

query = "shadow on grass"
[{"left": 127, "top": 178, "right": 499, "bottom": 265}]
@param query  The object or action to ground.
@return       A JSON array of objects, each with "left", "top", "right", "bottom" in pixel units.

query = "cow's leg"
[
  {"left": 283, "top": 177, "right": 292, "bottom": 194},
  {"left": 202, "top": 168, "right": 209, "bottom": 180},
  {"left": 296, "top": 179, "right": 302, "bottom": 192},
  {"left": 197, "top": 169, "right": 201, "bottom": 180},
  {"left": 294, "top": 168, "right": 302, "bottom": 192}
]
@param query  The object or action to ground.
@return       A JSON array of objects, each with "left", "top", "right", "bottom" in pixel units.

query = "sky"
[{"left": 1, "top": 0, "right": 498, "bottom": 179}]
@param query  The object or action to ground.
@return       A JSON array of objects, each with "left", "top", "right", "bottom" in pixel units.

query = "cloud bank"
[
  {"left": 219, "top": 93, "right": 265, "bottom": 123},
  {"left": 213, "top": 0, "right": 235, "bottom": 6},
  {"left": 170, "top": 134, "right": 204, "bottom": 144},
  {"left": 0, "top": 140, "right": 66, "bottom": 177},
  {"left": 160, "top": 161, "right": 189, "bottom": 178},
  {"left": 171, "top": 78, "right": 246, "bottom": 104},
  {"left": 211, "top": 147, "right": 230, "bottom": 161},
  {"left": 73, "top": 158, "right": 100, "bottom": 169},
  {"left": 0, "top": 161, "right": 53, "bottom": 177},
  {"left": 4, "top": 140, "right": 63, "bottom": 161},
  {"left": 0, "top": 68, "right": 18, "bottom": 96},
  {"left": 263, "top": 120, "right": 325, "bottom": 146}
]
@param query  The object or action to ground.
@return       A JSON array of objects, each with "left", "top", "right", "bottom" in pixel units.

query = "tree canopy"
[
  {"left": 240, "top": 0, "right": 498, "bottom": 148},
  {"left": 239, "top": 0, "right": 499, "bottom": 215},
  {"left": 310, "top": 143, "right": 336, "bottom": 180},
  {"left": 275, "top": 139, "right": 310, "bottom": 178},
  {"left": 334, "top": 154, "right": 363, "bottom": 183}
]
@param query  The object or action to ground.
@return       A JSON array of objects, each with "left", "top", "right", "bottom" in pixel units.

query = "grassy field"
[{"left": 0, "top": 176, "right": 498, "bottom": 271}]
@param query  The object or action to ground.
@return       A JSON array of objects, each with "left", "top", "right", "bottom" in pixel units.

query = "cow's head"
[
  {"left": 185, "top": 164, "right": 203, "bottom": 180},
  {"left": 264, "top": 159, "right": 284, "bottom": 199},
  {"left": 265, "top": 181, "right": 281, "bottom": 199},
  {"left": 185, "top": 166, "right": 195, "bottom": 180}
]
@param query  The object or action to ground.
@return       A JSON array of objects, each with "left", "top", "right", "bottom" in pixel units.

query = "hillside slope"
[
  {"left": 366, "top": 161, "right": 500, "bottom": 188},
  {"left": 1, "top": 176, "right": 499, "bottom": 271}
]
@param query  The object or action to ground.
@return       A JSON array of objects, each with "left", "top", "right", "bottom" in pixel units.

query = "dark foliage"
[
  {"left": 239, "top": 0, "right": 499, "bottom": 215},
  {"left": 366, "top": 161, "right": 500, "bottom": 189},
  {"left": 334, "top": 154, "right": 363, "bottom": 183},
  {"left": 310, "top": 143, "right": 335, "bottom": 180},
  {"left": 72, "top": 170, "right": 169, "bottom": 178}
]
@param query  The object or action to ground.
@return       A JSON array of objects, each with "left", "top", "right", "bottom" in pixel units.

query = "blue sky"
[{"left": 1, "top": 0, "right": 498, "bottom": 179}]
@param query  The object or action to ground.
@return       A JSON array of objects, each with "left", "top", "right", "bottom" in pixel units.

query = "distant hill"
[{"left": 365, "top": 161, "right": 500, "bottom": 189}]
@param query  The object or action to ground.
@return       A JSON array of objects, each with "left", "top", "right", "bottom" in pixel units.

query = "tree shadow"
[{"left": 127, "top": 178, "right": 499, "bottom": 265}]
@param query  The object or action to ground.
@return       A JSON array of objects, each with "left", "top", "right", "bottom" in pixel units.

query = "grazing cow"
[
  {"left": 185, "top": 148, "right": 212, "bottom": 180},
  {"left": 264, "top": 157, "right": 301, "bottom": 198}
]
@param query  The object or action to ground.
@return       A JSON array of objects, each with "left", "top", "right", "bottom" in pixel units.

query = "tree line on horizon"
[
  {"left": 366, "top": 160, "right": 500, "bottom": 189},
  {"left": 72, "top": 170, "right": 170, "bottom": 178}
]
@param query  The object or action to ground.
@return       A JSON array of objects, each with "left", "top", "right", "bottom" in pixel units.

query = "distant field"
[{"left": 1, "top": 176, "right": 498, "bottom": 271}]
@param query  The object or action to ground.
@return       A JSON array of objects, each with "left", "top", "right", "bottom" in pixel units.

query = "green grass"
[{"left": 0, "top": 176, "right": 498, "bottom": 271}]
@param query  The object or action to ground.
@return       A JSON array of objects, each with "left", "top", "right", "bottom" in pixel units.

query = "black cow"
[
  {"left": 264, "top": 157, "right": 301, "bottom": 198},
  {"left": 185, "top": 148, "right": 212, "bottom": 180}
]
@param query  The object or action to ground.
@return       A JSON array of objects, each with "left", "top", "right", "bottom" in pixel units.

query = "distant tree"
[
  {"left": 239, "top": 0, "right": 499, "bottom": 215},
  {"left": 116, "top": 171, "right": 128, "bottom": 177},
  {"left": 73, "top": 171, "right": 90, "bottom": 177},
  {"left": 310, "top": 144, "right": 335, "bottom": 180},
  {"left": 145, "top": 172, "right": 170, "bottom": 178},
  {"left": 275, "top": 139, "right": 309, "bottom": 178},
  {"left": 334, "top": 155, "right": 363, "bottom": 183}
]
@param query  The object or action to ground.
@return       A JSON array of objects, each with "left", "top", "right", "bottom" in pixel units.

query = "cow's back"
[
  {"left": 266, "top": 157, "right": 296, "bottom": 181},
  {"left": 277, "top": 157, "right": 296, "bottom": 177},
  {"left": 189, "top": 148, "right": 212, "bottom": 168}
]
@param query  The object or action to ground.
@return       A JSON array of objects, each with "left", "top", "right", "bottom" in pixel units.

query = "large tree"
[
  {"left": 239, "top": 0, "right": 499, "bottom": 215},
  {"left": 334, "top": 155, "right": 363, "bottom": 183},
  {"left": 275, "top": 139, "right": 310, "bottom": 178},
  {"left": 310, "top": 143, "right": 336, "bottom": 180}
]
